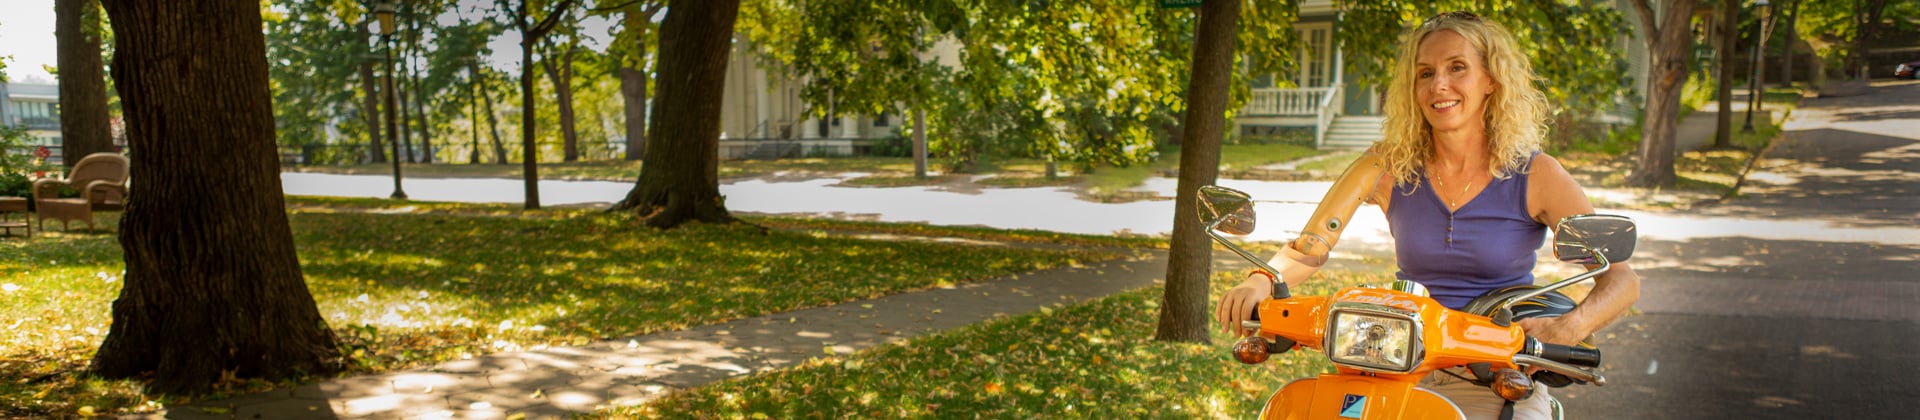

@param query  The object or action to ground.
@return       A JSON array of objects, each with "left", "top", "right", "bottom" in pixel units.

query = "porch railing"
[
  {"left": 1245, "top": 87, "right": 1333, "bottom": 116},
  {"left": 1313, "top": 83, "right": 1344, "bottom": 148}
]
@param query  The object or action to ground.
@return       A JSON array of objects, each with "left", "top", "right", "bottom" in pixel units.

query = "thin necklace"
[{"left": 1433, "top": 170, "right": 1476, "bottom": 208}]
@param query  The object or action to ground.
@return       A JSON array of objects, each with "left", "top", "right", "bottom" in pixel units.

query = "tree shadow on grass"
[{"left": 286, "top": 211, "right": 1103, "bottom": 367}]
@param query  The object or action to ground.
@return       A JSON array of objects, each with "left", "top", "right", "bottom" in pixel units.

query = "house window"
[
  {"left": 874, "top": 112, "right": 890, "bottom": 127},
  {"left": 1307, "top": 28, "right": 1328, "bottom": 87},
  {"left": 1290, "top": 24, "right": 1331, "bottom": 88}
]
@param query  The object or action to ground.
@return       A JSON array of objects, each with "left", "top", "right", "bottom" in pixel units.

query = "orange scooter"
[{"left": 1197, "top": 184, "right": 1635, "bottom": 419}]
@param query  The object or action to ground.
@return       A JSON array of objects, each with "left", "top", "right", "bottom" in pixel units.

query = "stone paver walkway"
[{"left": 156, "top": 247, "right": 1178, "bottom": 419}]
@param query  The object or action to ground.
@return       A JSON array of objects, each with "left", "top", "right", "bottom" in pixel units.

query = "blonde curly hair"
[{"left": 1376, "top": 12, "right": 1548, "bottom": 188}]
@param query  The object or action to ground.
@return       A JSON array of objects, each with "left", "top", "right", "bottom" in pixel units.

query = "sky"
[
  {"left": 0, "top": 0, "right": 59, "bottom": 83},
  {"left": 0, "top": 0, "right": 616, "bottom": 84}
]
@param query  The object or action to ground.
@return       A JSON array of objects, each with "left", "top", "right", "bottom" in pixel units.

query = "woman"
[{"left": 1213, "top": 11, "right": 1641, "bottom": 420}]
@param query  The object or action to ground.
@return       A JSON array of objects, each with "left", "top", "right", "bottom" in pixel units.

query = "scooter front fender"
[{"left": 1260, "top": 374, "right": 1464, "bottom": 420}]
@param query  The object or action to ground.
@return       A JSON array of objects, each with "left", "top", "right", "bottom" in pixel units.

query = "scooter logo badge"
[{"left": 1340, "top": 394, "right": 1366, "bottom": 418}]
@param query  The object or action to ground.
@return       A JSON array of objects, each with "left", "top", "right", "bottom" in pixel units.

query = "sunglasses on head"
[{"left": 1422, "top": 11, "right": 1480, "bottom": 26}]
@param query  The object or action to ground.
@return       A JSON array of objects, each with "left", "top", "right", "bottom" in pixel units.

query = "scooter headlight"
[{"left": 1325, "top": 307, "right": 1422, "bottom": 373}]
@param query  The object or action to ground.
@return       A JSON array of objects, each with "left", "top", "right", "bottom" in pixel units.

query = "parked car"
[{"left": 1899, "top": 61, "right": 1920, "bottom": 79}]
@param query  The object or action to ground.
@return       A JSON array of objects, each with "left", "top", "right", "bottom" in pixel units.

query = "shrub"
[{"left": 0, "top": 124, "right": 44, "bottom": 197}]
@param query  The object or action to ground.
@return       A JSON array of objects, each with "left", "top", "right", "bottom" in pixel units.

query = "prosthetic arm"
[{"left": 1270, "top": 150, "right": 1386, "bottom": 286}]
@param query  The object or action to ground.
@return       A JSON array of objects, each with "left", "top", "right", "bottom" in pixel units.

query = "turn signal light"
[
  {"left": 1233, "top": 336, "right": 1272, "bottom": 364},
  {"left": 1490, "top": 368, "right": 1535, "bottom": 401}
]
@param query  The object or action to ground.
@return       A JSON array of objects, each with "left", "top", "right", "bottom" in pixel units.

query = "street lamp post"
[
  {"left": 375, "top": 0, "right": 407, "bottom": 199},
  {"left": 1742, "top": 0, "right": 1771, "bottom": 133}
]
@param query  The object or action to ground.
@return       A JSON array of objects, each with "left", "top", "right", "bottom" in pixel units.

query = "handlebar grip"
[{"left": 1537, "top": 343, "right": 1602, "bottom": 368}]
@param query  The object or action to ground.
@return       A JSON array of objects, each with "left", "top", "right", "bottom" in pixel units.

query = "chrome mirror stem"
[{"left": 1501, "top": 245, "right": 1611, "bottom": 314}]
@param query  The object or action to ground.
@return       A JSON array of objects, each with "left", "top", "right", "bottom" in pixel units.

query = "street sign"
[{"left": 1160, "top": 0, "right": 1201, "bottom": 9}]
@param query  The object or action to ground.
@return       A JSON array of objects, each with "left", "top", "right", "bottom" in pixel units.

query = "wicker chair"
[{"left": 34, "top": 153, "right": 129, "bottom": 231}]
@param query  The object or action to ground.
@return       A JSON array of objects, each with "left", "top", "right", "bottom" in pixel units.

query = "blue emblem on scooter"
[{"left": 1340, "top": 394, "right": 1366, "bottom": 418}]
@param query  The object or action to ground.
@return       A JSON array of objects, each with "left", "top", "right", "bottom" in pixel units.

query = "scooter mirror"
[
  {"left": 1198, "top": 186, "right": 1257, "bottom": 235},
  {"left": 1553, "top": 214, "right": 1636, "bottom": 264}
]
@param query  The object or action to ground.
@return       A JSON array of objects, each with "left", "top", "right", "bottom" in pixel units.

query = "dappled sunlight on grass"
[
  {"left": 0, "top": 225, "right": 153, "bottom": 417},
  {"left": 1, "top": 200, "right": 1117, "bottom": 417},
  {"left": 604, "top": 269, "right": 1389, "bottom": 419},
  {"left": 291, "top": 210, "right": 1117, "bottom": 362}
]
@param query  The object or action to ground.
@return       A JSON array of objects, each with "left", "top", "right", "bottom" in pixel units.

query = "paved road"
[{"left": 1561, "top": 79, "right": 1920, "bottom": 419}]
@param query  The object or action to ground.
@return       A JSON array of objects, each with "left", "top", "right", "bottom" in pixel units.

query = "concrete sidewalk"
[{"left": 154, "top": 247, "right": 1173, "bottom": 419}]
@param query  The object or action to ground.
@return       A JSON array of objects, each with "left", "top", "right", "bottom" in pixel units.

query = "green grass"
[
  {"left": 596, "top": 269, "right": 1387, "bottom": 419},
  {"left": 1079, "top": 144, "right": 1326, "bottom": 200},
  {"left": 1558, "top": 88, "right": 1801, "bottom": 208},
  {"left": 0, "top": 200, "right": 1126, "bottom": 417},
  {"left": 1292, "top": 150, "right": 1367, "bottom": 180}
]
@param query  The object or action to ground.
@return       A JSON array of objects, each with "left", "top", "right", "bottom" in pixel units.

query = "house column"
[
  {"left": 755, "top": 67, "right": 770, "bottom": 138},
  {"left": 841, "top": 115, "right": 858, "bottom": 138}
]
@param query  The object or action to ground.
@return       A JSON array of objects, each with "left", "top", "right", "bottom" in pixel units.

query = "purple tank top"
[{"left": 1386, "top": 155, "right": 1546, "bottom": 309}]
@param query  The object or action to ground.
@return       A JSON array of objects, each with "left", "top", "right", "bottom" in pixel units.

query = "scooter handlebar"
[{"left": 1538, "top": 342, "right": 1602, "bottom": 368}]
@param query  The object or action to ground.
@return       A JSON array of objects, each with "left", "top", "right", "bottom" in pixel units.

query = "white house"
[{"left": 715, "top": 35, "right": 964, "bottom": 160}]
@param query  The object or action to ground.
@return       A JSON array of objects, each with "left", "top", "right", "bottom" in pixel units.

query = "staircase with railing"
[{"left": 1243, "top": 85, "right": 1362, "bottom": 149}]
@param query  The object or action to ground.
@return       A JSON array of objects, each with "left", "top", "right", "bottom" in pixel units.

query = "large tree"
[
  {"left": 1847, "top": 0, "right": 1888, "bottom": 79},
  {"left": 1628, "top": 0, "right": 1698, "bottom": 188},
  {"left": 610, "top": 0, "right": 741, "bottom": 228},
  {"left": 92, "top": 0, "right": 343, "bottom": 394},
  {"left": 473, "top": 61, "right": 511, "bottom": 164},
  {"left": 264, "top": 1, "right": 389, "bottom": 165},
  {"left": 360, "top": 54, "right": 388, "bottom": 163},
  {"left": 1156, "top": 0, "right": 1237, "bottom": 344},
  {"left": 503, "top": 0, "right": 576, "bottom": 209},
  {"left": 737, "top": 0, "right": 1296, "bottom": 172},
  {"left": 1339, "top": 0, "right": 1629, "bottom": 148},
  {"left": 598, "top": 0, "right": 665, "bottom": 161},
  {"left": 404, "top": 1, "right": 435, "bottom": 163},
  {"left": 54, "top": 0, "right": 115, "bottom": 165},
  {"left": 541, "top": 37, "right": 583, "bottom": 162},
  {"left": 1777, "top": 0, "right": 1800, "bottom": 88},
  {"left": 1711, "top": 0, "right": 1736, "bottom": 149}
]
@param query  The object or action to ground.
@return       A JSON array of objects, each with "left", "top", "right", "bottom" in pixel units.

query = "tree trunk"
[
  {"left": 407, "top": 9, "right": 433, "bottom": 164},
  {"left": 517, "top": 23, "right": 542, "bottom": 208},
  {"left": 468, "top": 73, "right": 483, "bottom": 164},
  {"left": 1712, "top": 0, "right": 1735, "bottom": 149},
  {"left": 620, "top": 64, "right": 648, "bottom": 161},
  {"left": 1851, "top": 0, "right": 1887, "bottom": 79},
  {"left": 396, "top": 56, "right": 416, "bottom": 163},
  {"left": 473, "top": 61, "right": 510, "bottom": 164},
  {"left": 609, "top": 0, "right": 740, "bottom": 229},
  {"left": 360, "top": 60, "right": 387, "bottom": 163},
  {"left": 617, "top": 3, "right": 660, "bottom": 161},
  {"left": 92, "top": 0, "right": 342, "bottom": 395},
  {"left": 55, "top": 0, "right": 114, "bottom": 165},
  {"left": 1155, "top": 0, "right": 1237, "bottom": 344},
  {"left": 542, "top": 42, "right": 581, "bottom": 162},
  {"left": 1780, "top": 0, "right": 1798, "bottom": 88},
  {"left": 913, "top": 108, "right": 927, "bottom": 178},
  {"left": 1628, "top": 0, "right": 1696, "bottom": 188}
]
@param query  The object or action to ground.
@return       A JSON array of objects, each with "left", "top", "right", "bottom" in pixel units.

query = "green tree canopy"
[
  {"left": 738, "top": 0, "right": 1300, "bottom": 171},
  {"left": 1338, "top": 0, "right": 1631, "bottom": 133}
]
